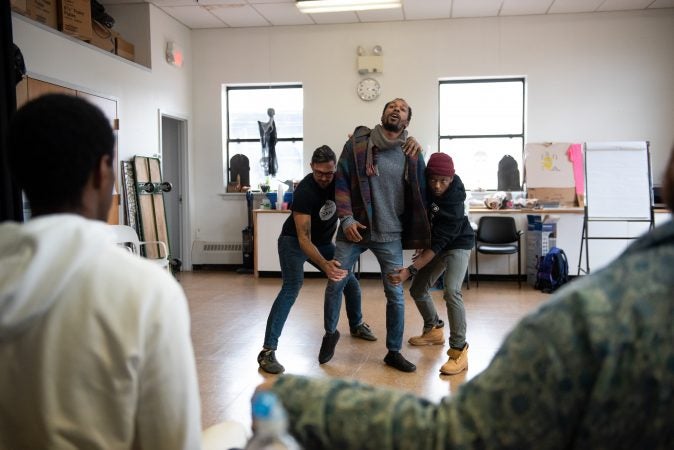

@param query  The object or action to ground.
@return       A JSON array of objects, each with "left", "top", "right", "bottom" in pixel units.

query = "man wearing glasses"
[
  {"left": 319, "top": 98, "right": 431, "bottom": 372},
  {"left": 257, "top": 145, "right": 377, "bottom": 374}
]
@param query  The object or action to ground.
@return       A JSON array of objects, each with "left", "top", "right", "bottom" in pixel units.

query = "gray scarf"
[{"left": 366, "top": 125, "right": 408, "bottom": 176}]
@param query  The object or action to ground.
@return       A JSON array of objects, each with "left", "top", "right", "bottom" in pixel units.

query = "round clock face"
[{"left": 356, "top": 77, "right": 381, "bottom": 102}]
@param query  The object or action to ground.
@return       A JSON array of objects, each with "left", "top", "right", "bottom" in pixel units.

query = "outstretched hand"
[
  {"left": 387, "top": 267, "right": 410, "bottom": 285},
  {"left": 344, "top": 222, "right": 367, "bottom": 242},
  {"left": 255, "top": 377, "right": 278, "bottom": 394}
]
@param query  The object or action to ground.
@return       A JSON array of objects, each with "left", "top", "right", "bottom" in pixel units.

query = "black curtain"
[{"left": 0, "top": 2, "right": 23, "bottom": 222}]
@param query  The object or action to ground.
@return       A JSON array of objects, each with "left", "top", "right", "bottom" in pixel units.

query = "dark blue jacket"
[{"left": 428, "top": 174, "right": 474, "bottom": 254}]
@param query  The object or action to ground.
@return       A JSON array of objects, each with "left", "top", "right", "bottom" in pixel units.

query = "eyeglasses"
[{"left": 313, "top": 169, "right": 336, "bottom": 178}]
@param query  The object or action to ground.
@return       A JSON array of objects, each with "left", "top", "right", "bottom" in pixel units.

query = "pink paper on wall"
[{"left": 566, "top": 143, "right": 584, "bottom": 196}]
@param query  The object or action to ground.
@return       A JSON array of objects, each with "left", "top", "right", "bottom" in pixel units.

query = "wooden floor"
[{"left": 177, "top": 271, "right": 549, "bottom": 430}]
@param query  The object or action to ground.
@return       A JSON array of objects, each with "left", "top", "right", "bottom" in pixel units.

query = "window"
[
  {"left": 224, "top": 85, "right": 303, "bottom": 190},
  {"left": 438, "top": 78, "right": 525, "bottom": 191}
]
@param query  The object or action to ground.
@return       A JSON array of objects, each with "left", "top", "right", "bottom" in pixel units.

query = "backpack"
[
  {"left": 91, "top": 0, "right": 116, "bottom": 28},
  {"left": 497, "top": 155, "right": 521, "bottom": 191},
  {"left": 535, "top": 247, "right": 569, "bottom": 293}
]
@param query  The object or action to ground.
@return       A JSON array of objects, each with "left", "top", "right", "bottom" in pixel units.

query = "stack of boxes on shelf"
[
  {"left": 114, "top": 34, "right": 134, "bottom": 61},
  {"left": 11, "top": 0, "right": 59, "bottom": 30},
  {"left": 58, "top": 0, "right": 92, "bottom": 42},
  {"left": 89, "top": 19, "right": 115, "bottom": 53},
  {"left": 10, "top": 0, "right": 135, "bottom": 63},
  {"left": 526, "top": 214, "right": 558, "bottom": 286}
]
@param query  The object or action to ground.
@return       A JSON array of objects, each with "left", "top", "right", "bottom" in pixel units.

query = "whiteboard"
[{"left": 585, "top": 141, "right": 651, "bottom": 220}]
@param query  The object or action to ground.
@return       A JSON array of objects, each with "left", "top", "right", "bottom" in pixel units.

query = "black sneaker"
[
  {"left": 318, "top": 330, "right": 340, "bottom": 364},
  {"left": 257, "top": 349, "right": 285, "bottom": 374},
  {"left": 384, "top": 351, "right": 416, "bottom": 372},
  {"left": 350, "top": 322, "right": 377, "bottom": 341}
]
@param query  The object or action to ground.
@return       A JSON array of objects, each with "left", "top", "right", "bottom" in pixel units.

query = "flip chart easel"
[{"left": 578, "top": 141, "right": 654, "bottom": 274}]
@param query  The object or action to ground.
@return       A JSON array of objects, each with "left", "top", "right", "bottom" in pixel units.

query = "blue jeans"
[
  {"left": 324, "top": 239, "right": 404, "bottom": 351},
  {"left": 263, "top": 236, "right": 362, "bottom": 350},
  {"left": 409, "top": 248, "right": 471, "bottom": 349}
]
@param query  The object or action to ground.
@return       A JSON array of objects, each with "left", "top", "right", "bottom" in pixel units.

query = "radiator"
[{"left": 192, "top": 240, "right": 242, "bottom": 264}]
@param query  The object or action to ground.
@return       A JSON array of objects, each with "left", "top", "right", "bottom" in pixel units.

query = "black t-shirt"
[{"left": 280, "top": 173, "right": 337, "bottom": 244}]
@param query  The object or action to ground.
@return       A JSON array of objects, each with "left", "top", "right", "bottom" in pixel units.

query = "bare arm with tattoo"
[{"left": 294, "top": 212, "right": 348, "bottom": 282}]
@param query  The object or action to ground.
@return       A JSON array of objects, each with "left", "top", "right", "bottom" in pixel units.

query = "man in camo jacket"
[{"left": 260, "top": 148, "right": 674, "bottom": 449}]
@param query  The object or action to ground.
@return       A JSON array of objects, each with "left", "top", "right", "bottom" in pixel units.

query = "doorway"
[{"left": 160, "top": 113, "right": 189, "bottom": 271}]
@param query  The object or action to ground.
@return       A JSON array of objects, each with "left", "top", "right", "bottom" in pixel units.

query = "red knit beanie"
[{"left": 426, "top": 152, "right": 455, "bottom": 177}]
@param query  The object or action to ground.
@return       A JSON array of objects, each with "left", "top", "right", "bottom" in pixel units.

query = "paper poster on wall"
[
  {"left": 524, "top": 143, "right": 575, "bottom": 188},
  {"left": 585, "top": 141, "right": 651, "bottom": 220}
]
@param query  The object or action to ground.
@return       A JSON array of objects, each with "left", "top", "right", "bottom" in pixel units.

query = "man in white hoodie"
[{"left": 0, "top": 94, "right": 202, "bottom": 449}]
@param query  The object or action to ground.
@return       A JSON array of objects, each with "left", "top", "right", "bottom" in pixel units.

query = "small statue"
[{"left": 258, "top": 108, "right": 278, "bottom": 177}]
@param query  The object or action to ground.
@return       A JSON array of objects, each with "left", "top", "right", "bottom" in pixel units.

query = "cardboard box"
[
  {"left": 58, "top": 0, "right": 92, "bottom": 41},
  {"left": 525, "top": 215, "right": 558, "bottom": 286},
  {"left": 527, "top": 187, "right": 577, "bottom": 207},
  {"left": 11, "top": 0, "right": 28, "bottom": 15},
  {"left": 115, "top": 36, "right": 135, "bottom": 62},
  {"left": 89, "top": 20, "right": 115, "bottom": 53},
  {"left": 576, "top": 193, "right": 585, "bottom": 208},
  {"left": 27, "top": 0, "right": 58, "bottom": 29},
  {"left": 524, "top": 143, "right": 575, "bottom": 188}
]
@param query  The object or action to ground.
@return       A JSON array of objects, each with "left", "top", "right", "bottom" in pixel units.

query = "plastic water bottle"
[{"left": 245, "top": 391, "right": 301, "bottom": 450}]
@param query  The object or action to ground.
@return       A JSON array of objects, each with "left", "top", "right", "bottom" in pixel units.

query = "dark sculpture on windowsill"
[{"left": 258, "top": 108, "right": 278, "bottom": 178}]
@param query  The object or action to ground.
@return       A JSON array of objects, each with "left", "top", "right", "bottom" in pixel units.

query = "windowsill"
[
  {"left": 218, "top": 190, "right": 279, "bottom": 197},
  {"left": 469, "top": 207, "right": 583, "bottom": 214},
  {"left": 468, "top": 190, "right": 526, "bottom": 194}
]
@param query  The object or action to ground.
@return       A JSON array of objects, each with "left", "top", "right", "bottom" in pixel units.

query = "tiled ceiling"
[{"left": 100, "top": 0, "right": 674, "bottom": 29}]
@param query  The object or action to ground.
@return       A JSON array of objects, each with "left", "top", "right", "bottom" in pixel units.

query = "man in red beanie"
[{"left": 388, "top": 151, "right": 475, "bottom": 375}]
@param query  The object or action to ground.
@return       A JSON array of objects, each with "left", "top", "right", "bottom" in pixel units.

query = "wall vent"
[
  {"left": 203, "top": 243, "right": 240, "bottom": 252},
  {"left": 192, "top": 240, "right": 242, "bottom": 264}
]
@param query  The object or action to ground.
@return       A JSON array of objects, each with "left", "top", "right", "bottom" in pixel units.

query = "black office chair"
[{"left": 474, "top": 216, "right": 523, "bottom": 287}]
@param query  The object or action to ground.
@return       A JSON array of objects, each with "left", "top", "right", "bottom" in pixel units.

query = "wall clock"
[{"left": 356, "top": 77, "right": 381, "bottom": 102}]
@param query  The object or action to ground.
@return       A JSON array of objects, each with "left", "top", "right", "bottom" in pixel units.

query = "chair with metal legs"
[
  {"left": 109, "top": 224, "right": 170, "bottom": 273},
  {"left": 474, "top": 216, "right": 523, "bottom": 287}
]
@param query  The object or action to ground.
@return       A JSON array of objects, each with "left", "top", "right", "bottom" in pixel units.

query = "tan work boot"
[
  {"left": 440, "top": 343, "right": 468, "bottom": 375},
  {"left": 408, "top": 326, "right": 444, "bottom": 346}
]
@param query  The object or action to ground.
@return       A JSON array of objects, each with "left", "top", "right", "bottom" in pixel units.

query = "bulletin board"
[{"left": 585, "top": 141, "right": 652, "bottom": 220}]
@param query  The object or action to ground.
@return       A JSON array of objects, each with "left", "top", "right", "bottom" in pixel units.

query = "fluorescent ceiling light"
[{"left": 296, "top": 0, "right": 402, "bottom": 14}]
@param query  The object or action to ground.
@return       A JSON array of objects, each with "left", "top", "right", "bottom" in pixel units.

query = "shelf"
[{"left": 12, "top": 11, "right": 150, "bottom": 70}]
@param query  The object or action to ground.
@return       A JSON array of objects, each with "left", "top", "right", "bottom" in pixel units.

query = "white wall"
[
  {"left": 13, "top": 5, "right": 193, "bottom": 161},
  {"left": 192, "top": 9, "right": 674, "bottom": 247},
  {"left": 12, "top": 4, "right": 195, "bottom": 260},
  {"left": 12, "top": 8, "right": 674, "bottom": 255},
  {"left": 104, "top": 4, "right": 152, "bottom": 68}
]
